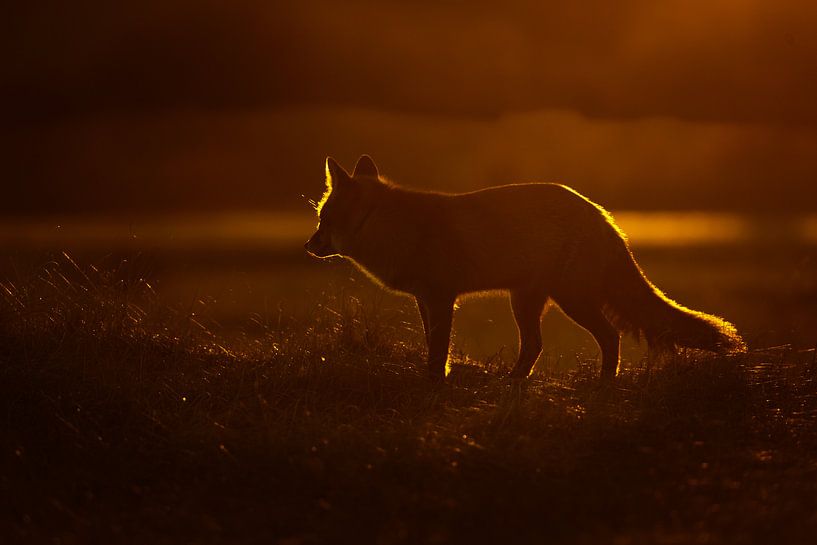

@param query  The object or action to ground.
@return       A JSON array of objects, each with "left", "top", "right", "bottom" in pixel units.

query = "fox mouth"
[{"left": 304, "top": 240, "right": 336, "bottom": 258}]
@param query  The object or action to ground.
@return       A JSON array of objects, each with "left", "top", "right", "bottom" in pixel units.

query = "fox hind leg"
[
  {"left": 553, "top": 293, "right": 621, "bottom": 381},
  {"left": 509, "top": 290, "right": 548, "bottom": 379},
  {"left": 416, "top": 295, "right": 455, "bottom": 380}
]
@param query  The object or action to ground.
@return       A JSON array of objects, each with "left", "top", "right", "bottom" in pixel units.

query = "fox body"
[{"left": 306, "top": 155, "right": 745, "bottom": 381}]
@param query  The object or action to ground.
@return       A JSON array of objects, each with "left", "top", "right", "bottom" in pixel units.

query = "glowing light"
[
  {"left": 613, "top": 211, "right": 748, "bottom": 247},
  {"left": 800, "top": 215, "right": 817, "bottom": 244},
  {"left": 0, "top": 212, "right": 814, "bottom": 250}
]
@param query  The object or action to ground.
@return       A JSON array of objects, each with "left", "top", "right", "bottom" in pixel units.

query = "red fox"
[{"left": 305, "top": 155, "right": 746, "bottom": 381}]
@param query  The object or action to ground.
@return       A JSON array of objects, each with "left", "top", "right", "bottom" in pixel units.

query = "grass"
[{"left": 2, "top": 254, "right": 817, "bottom": 544}]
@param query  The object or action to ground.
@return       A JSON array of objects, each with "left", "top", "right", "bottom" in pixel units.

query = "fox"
[{"left": 305, "top": 155, "right": 746, "bottom": 382}]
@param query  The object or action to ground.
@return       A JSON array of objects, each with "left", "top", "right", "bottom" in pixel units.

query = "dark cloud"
[
  {"left": 2, "top": 108, "right": 815, "bottom": 215},
  {"left": 4, "top": 1, "right": 817, "bottom": 126}
]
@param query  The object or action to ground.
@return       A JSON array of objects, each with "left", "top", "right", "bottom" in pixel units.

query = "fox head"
[{"left": 304, "top": 155, "right": 379, "bottom": 259}]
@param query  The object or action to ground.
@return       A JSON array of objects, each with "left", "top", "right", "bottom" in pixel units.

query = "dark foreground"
[{"left": 2, "top": 257, "right": 817, "bottom": 545}]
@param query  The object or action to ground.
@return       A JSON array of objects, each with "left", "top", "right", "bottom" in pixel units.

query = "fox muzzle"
[{"left": 304, "top": 230, "right": 336, "bottom": 258}]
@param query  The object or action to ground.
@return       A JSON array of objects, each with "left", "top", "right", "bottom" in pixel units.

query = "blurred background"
[{"left": 2, "top": 0, "right": 816, "bottom": 366}]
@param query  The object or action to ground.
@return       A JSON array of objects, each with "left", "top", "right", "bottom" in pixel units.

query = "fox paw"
[{"left": 427, "top": 371, "right": 445, "bottom": 383}]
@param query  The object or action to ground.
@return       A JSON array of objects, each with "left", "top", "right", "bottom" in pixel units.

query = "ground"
[{"left": 2, "top": 254, "right": 817, "bottom": 544}]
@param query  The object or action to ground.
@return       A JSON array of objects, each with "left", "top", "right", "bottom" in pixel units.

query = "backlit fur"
[{"left": 305, "top": 156, "right": 746, "bottom": 381}]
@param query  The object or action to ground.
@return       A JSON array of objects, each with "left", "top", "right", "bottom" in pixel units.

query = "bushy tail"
[{"left": 601, "top": 235, "right": 746, "bottom": 354}]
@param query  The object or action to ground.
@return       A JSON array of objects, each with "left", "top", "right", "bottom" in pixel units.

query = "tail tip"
[{"left": 718, "top": 324, "right": 747, "bottom": 355}]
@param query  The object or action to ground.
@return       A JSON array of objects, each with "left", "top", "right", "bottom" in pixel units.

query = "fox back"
[{"left": 308, "top": 160, "right": 610, "bottom": 294}]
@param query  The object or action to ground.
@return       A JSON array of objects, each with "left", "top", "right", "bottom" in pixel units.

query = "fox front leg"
[
  {"left": 417, "top": 295, "right": 455, "bottom": 381},
  {"left": 509, "top": 289, "right": 548, "bottom": 379}
]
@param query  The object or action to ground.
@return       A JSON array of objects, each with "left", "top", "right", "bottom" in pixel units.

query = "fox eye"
[{"left": 318, "top": 208, "right": 330, "bottom": 223}]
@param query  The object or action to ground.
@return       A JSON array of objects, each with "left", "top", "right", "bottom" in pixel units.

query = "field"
[{"left": 2, "top": 218, "right": 817, "bottom": 544}]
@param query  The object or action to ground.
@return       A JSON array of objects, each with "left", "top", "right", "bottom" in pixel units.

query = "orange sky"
[{"left": 2, "top": 1, "right": 816, "bottom": 214}]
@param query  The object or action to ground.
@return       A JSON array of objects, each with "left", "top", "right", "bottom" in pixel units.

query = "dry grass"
[{"left": 2, "top": 254, "right": 817, "bottom": 544}]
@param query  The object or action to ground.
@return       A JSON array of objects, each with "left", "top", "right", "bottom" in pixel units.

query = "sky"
[{"left": 2, "top": 1, "right": 816, "bottom": 214}]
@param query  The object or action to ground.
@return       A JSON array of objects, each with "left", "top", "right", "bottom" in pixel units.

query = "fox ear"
[
  {"left": 325, "top": 157, "right": 350, "bottom": 188},
  {"left": 352, "top": 154, "right": 379, "bottom": 178}
]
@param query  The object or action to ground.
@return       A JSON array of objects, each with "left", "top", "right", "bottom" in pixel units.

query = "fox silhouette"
[{"left": 305, "top": 155, "right": 746, "bottom": 381}]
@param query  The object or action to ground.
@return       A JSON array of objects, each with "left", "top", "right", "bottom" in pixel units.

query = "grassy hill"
[{"left": 2, "top": 255, "right": 816, "bottom": 544}]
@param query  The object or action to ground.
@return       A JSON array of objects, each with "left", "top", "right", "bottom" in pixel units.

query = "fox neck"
[
  {"left": 344, "top": 204, "right": 387, "bottom": 264},
  {"left": 343, "top": 192, "right": 416, "bottom": 291}
]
